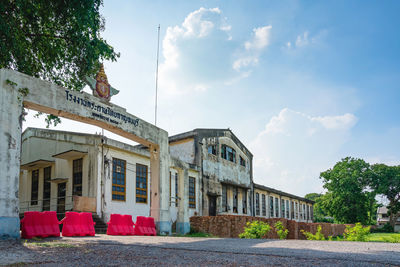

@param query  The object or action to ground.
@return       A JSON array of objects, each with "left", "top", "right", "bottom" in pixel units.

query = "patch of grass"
[
  {"left": 24, "top": 241, "right": 76, "bottom": 248},
  {"left": 366, "top": 233, "right": 400, "bottom": 243},
  {"left": 184, "top": 232, "right": 215, "bottom": 238}
]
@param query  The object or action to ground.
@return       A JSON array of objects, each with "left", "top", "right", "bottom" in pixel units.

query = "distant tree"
[
  {"left": 369, "top": 164, "right": 400, "bottom": 229},
  {"left": 319, "top": 157, "right": 377, "bottom": 225},
  {"left": 0, "top": 0, "right": 119, "bottom": 125},
  {"left": 304, "top": 193, "right": 333, "bottom": 223}
]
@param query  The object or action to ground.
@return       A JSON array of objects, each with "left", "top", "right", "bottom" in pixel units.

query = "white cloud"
[
  {"left": 295, "top": 31, "right": 309, "bottom": 47},
  {"left": 233, "top": 25, "right": 272, "bottom": 71},
  {"left": 159, "top": 7, "right": 232, "bottom": 96},
  {"left": 250, "top": 108, "right": 357, "bottom": 196}
]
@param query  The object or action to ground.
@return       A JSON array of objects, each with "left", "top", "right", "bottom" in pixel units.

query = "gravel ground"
[{"left": 1, "top": 235, "right": 399, "bottom": 266}]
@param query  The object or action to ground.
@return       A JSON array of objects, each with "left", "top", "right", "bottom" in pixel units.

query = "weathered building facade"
[
  {"left": 19, "top": 128, "right": 200, "bottom": 234},
  {"left": 169, "top": 129, "right": 253, "bottom": 217}
]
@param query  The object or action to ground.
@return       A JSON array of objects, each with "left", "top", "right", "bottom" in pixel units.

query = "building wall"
[
  {"left": 101, "top": 146, "right": 151, "bottom": 223},
  {"left": 169, "top": 138, "right": 195, "bottom": 164},
  {"left": 254, "top": 187, "right": 313, "bottom": 223}
]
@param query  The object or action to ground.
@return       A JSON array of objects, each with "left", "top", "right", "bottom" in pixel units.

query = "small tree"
[
  {"left": 301, "top": 225, "right": 326, "bottom": 240},
  {"left": 274, "top": 221, "right": 288, "bottom": 240},
  {"left": 239, "top": 221, "right": 271, "bottom": 239},
  {"left": 343, "top": 223, "right": 370, "bottom": 241}
]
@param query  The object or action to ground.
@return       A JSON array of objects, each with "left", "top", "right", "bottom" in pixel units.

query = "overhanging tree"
[
  {"left": 319, "top": 157, "right": 377, "bottom": 224},
  {"left": 0, "top": 0, "right": 119, "bottom": 125},
  {"left": 369, "top": 164, "right": 400, "bottom": 229}
]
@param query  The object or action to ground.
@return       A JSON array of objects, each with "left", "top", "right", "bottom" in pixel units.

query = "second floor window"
[
  {"left": 240, "top": 156, "right": 246, "bottom": 167},
  {"left": 73, "top": 158, "right": 83, "bottom": 196},
  {"left": 112, "top": 158, "right": 126, "bottom": 201},
  {"left": 136, "top": 164, "right": 148, "bottom": 203},
  {"left": 221, "top": 144, "right": 236, "bottom": 163},
  {"left": 208, "top": 145, "right": 216, "bottom": 155}
]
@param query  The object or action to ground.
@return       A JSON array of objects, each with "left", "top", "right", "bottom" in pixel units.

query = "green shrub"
[
  {"left": 239, "top": 221, "right": 271, "bottom": 239},
  {"left": 371, "top": 223, "right": 394, "bottom": 233},
  {"left": 274, "top": 221, "right": 289, "bottom": 240},
  {"left": 343, "top": 223, "right": 370, "bottom": 241},
  {"left": 301, "top": 225, "right": 326, "bottom": 240}
]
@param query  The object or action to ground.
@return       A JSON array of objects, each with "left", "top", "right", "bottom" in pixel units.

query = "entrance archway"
[{"left": 0, "top": 69, "right": 171, "bottom": 238}]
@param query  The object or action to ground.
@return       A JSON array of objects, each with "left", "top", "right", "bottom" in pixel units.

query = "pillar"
[
  {"left": 0, "top": 71, "right": 22, "bottom": 239},
  {"left": 176, "top": 168, "right": 189, "bottom": 234}
]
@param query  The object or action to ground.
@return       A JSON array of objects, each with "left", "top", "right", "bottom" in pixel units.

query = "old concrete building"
[
  {"left": 19, "top": 128, "right": 200, "bottom": 234},
  {"left": 169, "top": 129, "right": 253, "bottom": 217},
  {"left": 254, "top": 184, "right": 314, "bottom": 223}
]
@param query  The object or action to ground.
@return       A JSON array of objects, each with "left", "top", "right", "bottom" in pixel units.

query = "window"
[
  {"left": 311, "top": 205, "right": 314, "bottom": 220},
  {"left": 286, "top": 200, "right": 290, "bottom": 219},
  {"left": 262, "top": 194, "right": 266, "bottom": 216},
  {"left": 255, "top": 193, "right": 260, "bottom": 216},
  {"left": 291, "top": 201, "right": 295, "bottom": 219},
  {"left": 189, "top": 177, "right": 196, "bottom": 209},
  {"left": 240, "top": 156, "right": 246, "bottom": 167},
  {"left": 242, "top": 189, "right": 247, "bottom": 214},
  {"left": 169, "top": 172, "right": 172, "bottom": 206},
  {"left": 222, "top": 185, "right": 228, "bottom": 212},
  {"left": 72, "top": 158, "right": 83, "bottom": 196},
  {"left": 31, "top": 169, "right": 39, "bottom": 205},
  {"left": 275, "top": 197, "right": 279, "bottom": 217},
  {"left": 303, "top": 204, "right": 306, "bottom": 220},
  {"left": 305, "top": 204, "right": 309, "bottom": 220},
  {"left": 269, "top": 196, "right": 274, "bottom": 217},
  {"left": 43, "top": 166, "right": 51, "bottom": 211},
  {"left": 175, "top": 173, "right": 178, "bottom": 207},
  {"left": 295, "top": 202, "right": 298, "bottom": 219},
  {"left": 208, "top": 145, "right": 216, "bottom": 155},
  {"left": 281, "top": 199, "right": 285, "bottom": 218},
  {"left": 136, "top": 164, "right": 148, "bottom": 203},
  {"left": 233, "top": 187, "right": 238, "bottom": 213},
  {"left": 221, "top": 144, "right": 236, "bottom": 163},
  {"left": 112, "top": 158, "right": 126, "bottom": 201}
]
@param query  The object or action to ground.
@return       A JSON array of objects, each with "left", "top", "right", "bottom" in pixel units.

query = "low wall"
[{"left": 190, "top": 215, "right": 353, "bottom": 239}]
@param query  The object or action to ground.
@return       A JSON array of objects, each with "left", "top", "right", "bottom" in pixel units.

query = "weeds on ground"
[
  {"left": 301, "top": 225, "right": 326, "bottom": 240},
  {"left": 343, "top": 223, "right": 370, "bottom": 241},
  {"left": 23, "top": 240, "right": 76, "bottom": 248},
  {"left": 274, "top": 221, "right": 289, "bottom": 240},
  {"left": 239, "top": 221, "right": 271, "bottom": 239}
]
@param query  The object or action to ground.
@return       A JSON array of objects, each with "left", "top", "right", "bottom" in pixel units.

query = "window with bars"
[
  {"left": 72, "top": 158, "right": 83, "bottom": 196},
  {"left": 43, "top": 166, "right": 51, "bottom": 211},
  {"left": 255, "top": 193, "right": 260, "bottom": 216},
  {"left": 112, "top": 158, "right": 126, "bottom": 201},
  {"left": 286, "top": 199, "right": 290, "bottom": 219},
  {"left": 189, "top": 177, "right": 196, "bottom": 209},
  {"left": 242, "top": 189, "right": 247, "bottom": 214},
  {"left": 175, "top": 173, "right": 178, "bottom": 207},
  {"left": 262, "top": 194, "right": 266, "bottom": 216},
  {"left": 233, "top": 187, "right": 238, "bottom": 213},
  {"left": 291, "top": 201, "right": 295, "bottom": 219},
  {"left": 208, "top": 145, "right": 216, "bottom": 155},
  {"left": 221, "top": 144, "right": 236, "bottom": 163},
  {"left": 31, "top": 169, "right": 39, "bottom": 205},
  {"left": 240, "top": 156, "right": 246, "bottom": 167},
  {"left": 269, "top": 196, "right": 274, "bottom": 217},
  {"left": 222, "top": 184, "right": 228, "bottom": 212},
  {"left": 136, "top": 163, "right": 148, "bottom": 203},
  {"left": 275, "top": 197, "right": 279, "bottom": 218}
]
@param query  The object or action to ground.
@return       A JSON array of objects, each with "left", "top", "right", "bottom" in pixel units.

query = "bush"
[
  {"left": 239, "top": 221, "right": 271, "bottom": 239},
  {"left": 343, "top": 223, "right": 370, "bottom": 241},
  {"left": 382, "top": 235, "right": 400, "bottom": 243},
  {"left": 274, "top": 221, "right": 289, "bottom": 240},
  {"left": 301, "top": 225, "right": 326, "bottom": 240},
  {"left": 371, "top": 223, "right": 394, "bottom": 233}
]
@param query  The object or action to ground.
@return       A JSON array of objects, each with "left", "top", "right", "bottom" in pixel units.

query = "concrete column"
[
  {"left": 176, "top": 168, "right": 189, "bottom": 234},
  {"left": 150, "top": 139, "right": 171, "bottom": 235},
  {"left": 0, "top": 72, "right": 23, "bottom": 239}
]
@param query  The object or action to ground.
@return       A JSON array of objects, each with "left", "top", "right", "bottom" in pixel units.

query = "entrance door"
[
  {"left": 209, "top": 196, "right": 216, "bottom": 216},
  {"left": 57, "top": 182, "right": 66, "bottom": 214}
]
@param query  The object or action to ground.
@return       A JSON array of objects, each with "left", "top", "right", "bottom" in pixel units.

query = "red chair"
[
  {"left": 21, "top": 211, "right": 40, "bottom": 239},
  {"left": 134, "top": 216, "right": 146, "bottom": 236},
  {"left": 61, "top": 212, "right": 81, "bottom": 237},
  {"left": 42, "top": 211, "right": 60, "bottom": 237}
]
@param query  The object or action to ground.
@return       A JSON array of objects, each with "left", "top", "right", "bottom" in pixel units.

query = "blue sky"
[{"left": 24, "top": 1, "right": 400, "bottom": 197}]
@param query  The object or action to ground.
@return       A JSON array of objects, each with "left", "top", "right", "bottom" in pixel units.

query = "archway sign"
[{"left": 0, "top": 68, "right": 171, "bottom": 238}]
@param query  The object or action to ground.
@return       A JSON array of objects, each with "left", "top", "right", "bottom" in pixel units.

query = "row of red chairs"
[
  {"left": 21, "top": 211, "right": 157, "bottom": 239},
  {"left": 106, "top": 215, "right": 156, "bottom": 236},
  {"left": 21, "top": 211, "right": 60, "bottom": 239}
]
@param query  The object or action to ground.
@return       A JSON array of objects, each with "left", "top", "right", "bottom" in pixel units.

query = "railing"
[{"left": 19, "top": 195, "right": 75, "bottom": 217}]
